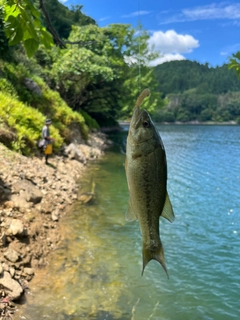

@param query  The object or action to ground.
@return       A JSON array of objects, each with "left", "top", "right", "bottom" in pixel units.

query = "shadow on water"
[{"left": 105, "top": 127, "right": 128, "bottom": 155}]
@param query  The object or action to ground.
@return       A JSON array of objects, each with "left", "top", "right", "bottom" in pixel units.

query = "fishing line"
[{"left": 137, "top": 0, "right": 141, "bottom": 94}]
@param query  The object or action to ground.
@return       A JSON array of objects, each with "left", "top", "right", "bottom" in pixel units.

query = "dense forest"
[
  {"left": 153, "top": 60, "right": 240, "bottom": 123},
  {"left": 0, "top": 0, "right": 240, "bottom": 156}
]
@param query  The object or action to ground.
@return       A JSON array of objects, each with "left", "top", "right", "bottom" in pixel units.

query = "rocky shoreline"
[{"left": 0, "top": 132, "right": 111, "bottom": 319}]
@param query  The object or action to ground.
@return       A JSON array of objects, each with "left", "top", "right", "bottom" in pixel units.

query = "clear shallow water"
[{"left": 17, "top": 125, "right": 240, "bottom": 320}]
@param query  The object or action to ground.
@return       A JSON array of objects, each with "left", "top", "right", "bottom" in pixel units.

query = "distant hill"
[
  {"left": 153, "top": 60, "right": 240, "bottom": 123},
  {"left": 154, "top": 60, "right": 240, "bottom": 97}
]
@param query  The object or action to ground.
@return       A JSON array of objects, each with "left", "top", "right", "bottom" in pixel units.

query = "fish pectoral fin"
[
  {"left": 125, "top": 199, "right": 137, "bottom": 221},
  {"left": 161, "top": 192, "right": 175, "bottom": 223}
]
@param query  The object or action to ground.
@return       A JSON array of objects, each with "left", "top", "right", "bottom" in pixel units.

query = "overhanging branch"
[
  {"left": 39, "top": 0, "right": 66, "bottom": 48},
  {"left": 38, "top": 0, "right": 96, "bottom": 48}
]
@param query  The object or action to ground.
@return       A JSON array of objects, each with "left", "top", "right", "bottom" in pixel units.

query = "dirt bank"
[{"left": 0, "top": 132, "right": 111, "bottom": 319}]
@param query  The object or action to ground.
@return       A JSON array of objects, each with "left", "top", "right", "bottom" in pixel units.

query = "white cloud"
[
  {"left": 158, "top": 3, "right": 240, "bottom": 24},
  {"left": 148, "top": 30, "right": 199, "bottom": 54},
  {"left": 183, "top": 3, "right": 240, "bottom": 20},
  {"left": 147, "top": 30, "right": 199, "bottom": 66},
  {"left": 149, "top": 54, "right": 186, "bottom": 66},
  {"left": 122, "top": 11, "right": 151, "bottom": 18},
  {"left": 99, "top": 16, "right": 110, "bottom": 22},
  {"left": 124, "top": 56, "right": 138, "bottom": 65},
  {"left": 58, "top": 0, "right": 68, "bottom": 3}
]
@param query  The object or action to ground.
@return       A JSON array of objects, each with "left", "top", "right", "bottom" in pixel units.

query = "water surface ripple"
[{"left": 17, "top": 125, "right": 240, "bottom": 320}]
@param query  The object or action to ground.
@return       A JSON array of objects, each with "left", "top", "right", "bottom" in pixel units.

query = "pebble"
[{"left": 0, "top": 132, "right": 109, "bottom": 311}]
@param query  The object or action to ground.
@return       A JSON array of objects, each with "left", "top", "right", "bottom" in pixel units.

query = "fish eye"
[{"left": 143, "top": 120, "right": 150, "bottom": 128}]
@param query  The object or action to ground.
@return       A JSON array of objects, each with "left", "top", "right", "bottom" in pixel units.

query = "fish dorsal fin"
[
  {"left": 125, "top": 199, "right": 137, "bottom": 221},
  {"left": 161, "top": 192, "right": 175, "bottom": 223}
]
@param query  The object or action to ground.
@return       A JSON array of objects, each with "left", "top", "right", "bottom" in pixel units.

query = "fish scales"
[{"left": 125, "top": 89, "right": 175, "bottom": 277}]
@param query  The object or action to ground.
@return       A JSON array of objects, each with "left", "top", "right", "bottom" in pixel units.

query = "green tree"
[
  {"left": 229, "top": 52, "right": 240, "bottom": 78},
  {"left": 1, "top": 0, "right": 96, "bottom": 58},
  {"left": 42, "top": 1, "right": 96, "bottom": 40},
  {"left": 37, "top": 23, "right": 164, "bottom": 124},
  {"left": 1, "top": 0, "right": 54, "bottom": 57}
]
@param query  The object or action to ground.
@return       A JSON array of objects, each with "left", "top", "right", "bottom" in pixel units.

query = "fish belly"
[{"left": 127, "top": 146, "right": 166, "bottom": 244}]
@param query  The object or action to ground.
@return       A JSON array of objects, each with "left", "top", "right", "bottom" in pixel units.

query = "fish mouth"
[
  {"left": 130, "top": 89, "right": 151, "bottom": 130},
  {"left": 130, "top": 107, "right": 144, "bottom": 129}
]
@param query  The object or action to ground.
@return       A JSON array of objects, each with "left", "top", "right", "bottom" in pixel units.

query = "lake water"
[{"left": 16, "top": 125, "right": 240, "bottom": 320}]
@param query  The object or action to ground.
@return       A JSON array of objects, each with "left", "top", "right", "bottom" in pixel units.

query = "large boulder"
[
  {"left": 67, "top": 123, "right": 85, "bottom": 144},
  {"left": 23, "top": 78, "right": 42, "bottom": 96}
]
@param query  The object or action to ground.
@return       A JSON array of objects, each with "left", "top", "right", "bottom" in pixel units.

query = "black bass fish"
[{"left": 125, "top": 89, "right": 174, "bottom": 277}]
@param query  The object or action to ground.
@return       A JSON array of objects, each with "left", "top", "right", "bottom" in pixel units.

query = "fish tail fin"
[{"left": 142, "top": 243, "right": 169, "bottom": 279}]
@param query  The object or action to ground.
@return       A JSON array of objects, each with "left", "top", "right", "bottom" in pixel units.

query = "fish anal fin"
[
  {"left": 161, "top": 192, "right": 175, "bottom": 223},
  {"left": 125, "top": 199, "right": 137, "bottom": 221}
]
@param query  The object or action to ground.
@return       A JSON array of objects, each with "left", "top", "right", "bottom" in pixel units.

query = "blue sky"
[{"left": 59, "top": 0, "right": 240, "bottom": 67}]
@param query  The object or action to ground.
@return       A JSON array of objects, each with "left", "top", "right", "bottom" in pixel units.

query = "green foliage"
[
  {"left": 121, "top": 66, "right": 165, "bottom": 118},
  {"left": 154, "top": 91, "right": 240, "bottom": 123},
  {"left": 0, "top": 57, "right": 88, "bottom": 141},
  {"left": 0, "top": 92, "right": 63, "bottom": 154},
  {"left": 155, "top": 60, "right": 240, "bottom": 96},
  {"left": 229, "top": 51, "right": 240, "bottom": 77},
  {"left": 2, "top": 61, "right": 37, "bottom": 103},
  {"left": 80, "top": 111, "right": 99, "bottom": 130},
  {"left": 1, "top": 1, "right": 165, "bottom": 135},
  {"left": 119, "top": 25, "right": 164, "bottom": 118},
  {"left": 0, "top": 6, "right": 9, "bottom": 57},
  {"left": 28, "top": 76, "right": 89, "bottom": 141},
  {"left": 0, "top": 55, "right": 91, "bottom": 153},
  {"left": 0, "top": 78, "right": 18, "bottom": 96},
  {"left": 35, "top": 23, "right": 164, "bottom": 123},
  {"left": 34, "top": 44, "right": 52, "bottom": 67},
  {"left": 153, "top": 60, "right": 240, "bottom": 123},
  {"left": 43, "top": 1, "right": 96, "bottom": 39},
  {"left": 2, "top": 0, "right": 54, "bottom": 57}
]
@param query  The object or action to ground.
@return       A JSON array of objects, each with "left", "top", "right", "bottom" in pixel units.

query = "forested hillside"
[
  {"left": 0, "top": 0, "right": 163, "bottom": 154},
  {"left": 153, "top": 60, "right": 240, "bottom": 123}
]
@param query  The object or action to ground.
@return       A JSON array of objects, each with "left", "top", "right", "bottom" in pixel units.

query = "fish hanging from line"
[{"left": 125, "top": 88, "right": 175, "bottom": 278}]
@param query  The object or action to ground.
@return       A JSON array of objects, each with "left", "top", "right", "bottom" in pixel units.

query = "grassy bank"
[{"left": 0, "top": 60, "right": 100, "bottom": 155}]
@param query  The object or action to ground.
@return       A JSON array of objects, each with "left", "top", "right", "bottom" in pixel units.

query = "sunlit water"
[{"left": 16, "top": 125, "right": 240, "bottom": 320}]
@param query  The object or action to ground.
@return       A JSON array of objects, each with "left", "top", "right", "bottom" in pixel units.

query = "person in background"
[{"left": 42, "top": 119, "right": 54, "bottom": 164}]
